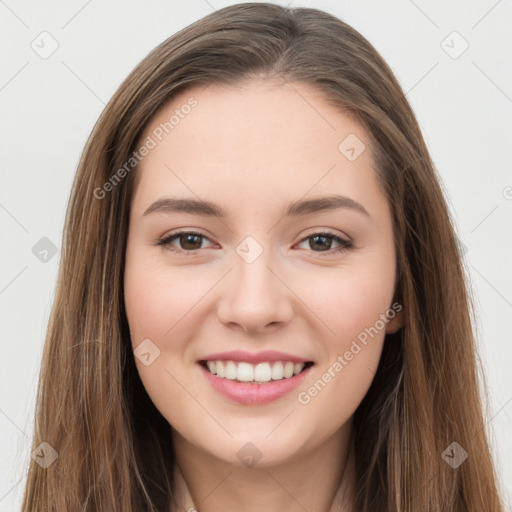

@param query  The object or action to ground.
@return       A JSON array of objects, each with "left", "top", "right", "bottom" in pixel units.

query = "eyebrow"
[{"left": 143, "top": 194, "right": 370, "bottom": 218}]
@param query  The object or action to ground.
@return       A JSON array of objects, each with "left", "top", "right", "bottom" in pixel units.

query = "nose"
[{"left": 216, "top": 251, "right": 294, "bottom": 335}]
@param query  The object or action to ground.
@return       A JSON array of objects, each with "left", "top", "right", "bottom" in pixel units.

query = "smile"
[
  {"left": 198, "top": 359, "right": 315, "bottom": 405},
  {"left": 200, "top": 360, "right": 314, "bottom": 383}
]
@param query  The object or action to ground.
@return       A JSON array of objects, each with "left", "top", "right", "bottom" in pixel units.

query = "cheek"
[
  {"left": 124, "top": 251, "right": 204, "bottom": 345},
  {"left": 295, "top": 290, "right": 388, "bottom": 433},
  {"left": 124, "top": 254, "right": 199, "bottom": 416},
  {"left": 124, "top": 271, "right": 172, "bottom": 344},
  {"left": 299, "top": 263, "right": 395, "bottom": 346},
  {"left": 293, "top": 261, "right": 395, "bottom": 424}
]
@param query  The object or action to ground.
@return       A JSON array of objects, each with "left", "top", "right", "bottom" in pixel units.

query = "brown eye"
[
  {"left": 296, "top": 232, "right": 352, "bottom": 255},
  {"left": 176, "top": 233, "right": 204, "bottom": 250},
  {"left": 157, "top": 231, "right": 213, "bottom": 253},
  {"left": 309, "top": 234, "right": 333, "bottom": 251}
]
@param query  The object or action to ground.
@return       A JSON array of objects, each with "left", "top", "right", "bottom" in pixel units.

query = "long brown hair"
[{"left": 21, "top": 3, "right": 505, "bottom": 510}]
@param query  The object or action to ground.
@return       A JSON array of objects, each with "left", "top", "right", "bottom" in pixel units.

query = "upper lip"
[{"left": 199, "top": 350, "right": 313, "bottom": 365}]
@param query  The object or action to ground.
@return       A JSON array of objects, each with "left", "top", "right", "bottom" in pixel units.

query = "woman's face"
[{"left": 124, "top": 79, "right": 401, "bottom": 466}]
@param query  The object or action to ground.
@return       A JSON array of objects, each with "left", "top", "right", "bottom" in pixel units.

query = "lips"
[
  {"left": 196, "top": 350, "right": 315, "bottom": 404},
  {"left": 198, "top": 361, "right": 314, "bottom": 405},
  {"left": 198, "top": 350, "right": 312, "bottom": 365}
]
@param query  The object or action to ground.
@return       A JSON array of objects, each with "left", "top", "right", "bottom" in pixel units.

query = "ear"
[{"left": 385, "top": 309, "right": 403, "bottom": 334}]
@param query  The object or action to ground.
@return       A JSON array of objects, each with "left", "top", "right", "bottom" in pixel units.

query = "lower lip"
[{"left": 198, "top": 363, "right": 313, "bottom": 405}]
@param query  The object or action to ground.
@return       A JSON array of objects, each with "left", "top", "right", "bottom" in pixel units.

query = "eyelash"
[{"left": 156, "top": 230, "right": 353, "bottom": 257}]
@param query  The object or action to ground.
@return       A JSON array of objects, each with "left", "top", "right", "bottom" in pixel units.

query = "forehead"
[
  {"left": 140, "top": 78, "right": 368, "bottom": 157},
  {"left": 132, "top": 79, "right": 385, "bottom": 219}
]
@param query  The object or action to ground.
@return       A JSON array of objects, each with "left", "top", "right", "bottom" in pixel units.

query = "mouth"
[{"left": 198, "top": 359, "right": 315, "bottom": 384}]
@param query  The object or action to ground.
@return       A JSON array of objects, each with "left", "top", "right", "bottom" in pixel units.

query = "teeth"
[
  {"left": 238, "top": 362, "right": 255, "bottom": 382},
  {"left": 225, "top": 361, "right": 237, "bottom": 380},
  {"left": 271, "top": 362, "right": 284, "bottom": 380},
  {"left": 254, "top": 362, "right": 272, "bottom": 382},
  {"left": 283, "top": 361, "right": 294, "bottom": 378},
  {"left": 294, "top": 362, "right": 304, "bottom": 375},
  {"left": 204, "top": 360, "right": 307, "bottom": 383}
]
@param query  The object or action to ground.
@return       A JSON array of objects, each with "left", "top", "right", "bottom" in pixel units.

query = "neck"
[{"left": 171, "top": 422, "right": 355, "bottom": 512}]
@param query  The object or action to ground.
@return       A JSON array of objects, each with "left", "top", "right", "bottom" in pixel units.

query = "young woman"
[{"left": 21, "top": 3, "right": 505, "bottom": 511}]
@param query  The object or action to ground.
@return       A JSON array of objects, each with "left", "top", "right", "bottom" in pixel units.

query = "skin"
[{"left": 124, "top": 78, "right": 403, "bottom": 512}]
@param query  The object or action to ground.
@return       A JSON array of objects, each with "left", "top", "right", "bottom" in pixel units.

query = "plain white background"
[{"left": 0, "top": 1, "right": 511, "bottom": 510}]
